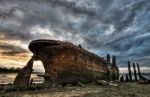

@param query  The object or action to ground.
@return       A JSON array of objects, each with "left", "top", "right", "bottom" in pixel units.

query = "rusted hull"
[
  {"left": 27, "top": 39, "right": 119, "bottom": 85},
  {"left": 35, "top": 46, "right": 107, "bottom": 84},
  {"left": 14, "top": 58, "right": 34, "bottom": 87}
]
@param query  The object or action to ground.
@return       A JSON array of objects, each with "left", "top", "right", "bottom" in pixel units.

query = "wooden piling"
[
  {"left": 128, "top": 61, "right": 132, "bottom": 81},
  {"left": 112, "top": 55, "right": 116, "bottom": 81},
  {"left": 137, "top": 63, "right": 142, "bottom": 79},
  {"left": 106, "top": 54, "right": 110, "bottom": 82},
  {"left": 126, "top": 74, "right": 129, "bottom": 82},
  {"left": 133, "top": 63, "right": 137, "bottom": 81},
  {"left": 107, "top": 54, "right": 110, "bottom": 63}
]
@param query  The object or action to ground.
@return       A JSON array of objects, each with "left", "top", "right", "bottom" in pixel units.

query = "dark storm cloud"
[
  {"left": 0, "top": 44, "right": 28, "bottom": 55},
  {"left": 0, "top": 0, "right": 150, "bottom": 67},
  {"left": 49, "top": 0, "right": 96, "bottom": 16},
  {"left": 2, "top": 51, "right": 24, "bottom": 56}
]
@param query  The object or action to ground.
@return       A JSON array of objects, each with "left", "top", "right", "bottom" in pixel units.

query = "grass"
[{"left": 0, "top": 82, "right": 150, "bottom": 97}]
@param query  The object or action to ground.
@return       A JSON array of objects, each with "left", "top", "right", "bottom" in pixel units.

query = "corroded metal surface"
[
  {"left": 15, "top": 39, "right": 119, "bottom": 86},
  {"left": 14, "top": 57, "right": 34, "bottom": 87}
]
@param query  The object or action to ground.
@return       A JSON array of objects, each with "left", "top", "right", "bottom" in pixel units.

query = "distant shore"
[
  {"left": 0, "top": 67, "right": 43, "bottom": 74},
  {"left": 0, "top": 67, "right": 20, "bottom": 73}
]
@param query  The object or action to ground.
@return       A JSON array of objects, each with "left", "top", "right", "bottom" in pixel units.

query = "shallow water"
[
  {"left": 0, "top": 73, "right": 149, "bottom": 84},
  {"left": 120, "top": 74, "right": 150, "bottom": 80},
  {"left": 143, "top": 75, "right": 150, "bottom": 79},
  {"left": 0, "top": 73, "right": 44, "bottom": 84}
]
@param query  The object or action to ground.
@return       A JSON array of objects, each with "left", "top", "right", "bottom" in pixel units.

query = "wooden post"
[
  {"left": 137, "top": 63, "right": 142, "bottom": 79},
  {"left": 107, "top": 54, "right": 110, "bottom": 63},
  {"left": 133, "top": 63, "right": 137, "bottom": 81},
  {"left": 107, "top": 54, "right": 110, "bottom": 82},
  {"left": 126, "top": 74, "right": 129, "bottom": 82},
  {"left": 128, "top": 61, "right": 132, "bottom": 81},
  {"left": 120, "top": 75, "right": 124, "bottom": 82},
  {"left": 112, "top": 55, "right": 116, "bottom": 81}
]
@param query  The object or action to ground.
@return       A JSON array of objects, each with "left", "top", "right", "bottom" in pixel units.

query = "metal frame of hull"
[
  {"left": 33, "top": 42, "right": 108, "bottom": 84},
  {"left": 14, "top": 39, "right": 119, "bottom": 86}
]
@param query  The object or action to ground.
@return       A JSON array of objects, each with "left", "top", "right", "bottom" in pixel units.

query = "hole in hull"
[{"left": 31, "top": 61, "right": 45, "bottom": 84}]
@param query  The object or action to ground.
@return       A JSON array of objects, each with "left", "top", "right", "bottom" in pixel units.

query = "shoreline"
[{"left": 0, "top": 82, "right": 150, "bottom": 97}]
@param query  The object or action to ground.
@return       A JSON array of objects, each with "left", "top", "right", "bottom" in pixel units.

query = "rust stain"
[{"left": 14, "top": 39, "right": 119, "bottom": 86}]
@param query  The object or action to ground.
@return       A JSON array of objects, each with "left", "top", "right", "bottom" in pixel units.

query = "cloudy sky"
[{"left": 0, "top": 0, "right": 150, "bottom": 73}]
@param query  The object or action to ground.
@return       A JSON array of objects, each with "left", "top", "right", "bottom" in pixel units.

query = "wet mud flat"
[{"left": 0, "top": 83, "right": 150, "bottom": 97}]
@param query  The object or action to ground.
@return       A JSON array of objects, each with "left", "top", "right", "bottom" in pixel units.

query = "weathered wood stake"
[
  {"left": 112, "top": 55, "right": 116, "bottom": 80},
  {"left": 128, "top": 61, "right": 132, "bottom": 81},
  {"left": 137, "top": 63, "right": 142, "bottom": 79},
  {"left": 133, "top": 63, "right": 137, "bottom": 81}
]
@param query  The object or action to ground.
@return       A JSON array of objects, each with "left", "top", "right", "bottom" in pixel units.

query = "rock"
[
  {"left": 108, "top": 81, "right": 119, "bottom": 87},
  {"left": 51, "top": 84, "right": 57, "bottom": 88},
  {"left": 66, "top": 84, "right": 72, "bottom": 87},
  {"left": 58, "top": 84, "right": 63, "bottom": 88},
  {"left": 97, "top": 80, "right": 109, "bottom": 86},
  {"left": 77, "top": 82, "right": 85, "bottom": 87},
  {"left": 109, "top": 82, "right": 118, "bottom": 87},
  {"left": 138, "top": 79, "right": 150, "bottom": 85}
]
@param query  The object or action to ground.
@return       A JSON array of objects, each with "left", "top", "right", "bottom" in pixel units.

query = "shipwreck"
[{"left": 14, "top": 39, "right": 119, "bottom": 86}]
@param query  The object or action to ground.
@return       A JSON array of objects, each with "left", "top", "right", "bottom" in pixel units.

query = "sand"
[{"left": 0, "top": 83, "right": 150, "bottom": 97}]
